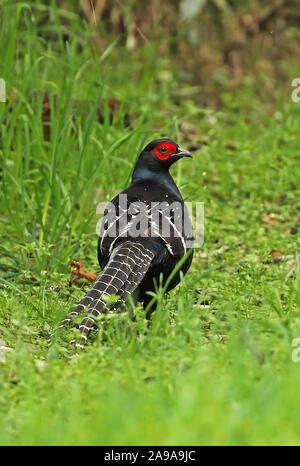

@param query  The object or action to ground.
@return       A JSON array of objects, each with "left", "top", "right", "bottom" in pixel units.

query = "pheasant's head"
[{"left": 138, "top": 138, "right": 192, "bottom": 170}]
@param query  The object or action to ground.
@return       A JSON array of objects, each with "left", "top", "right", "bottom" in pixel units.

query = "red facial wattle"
[{"left": 154, "top": 142, "right": 177, "bottom": 160}]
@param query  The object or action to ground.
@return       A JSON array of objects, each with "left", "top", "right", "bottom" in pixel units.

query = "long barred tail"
[{"left": 51, "top": 241, "right": 154, "bottom": 349}]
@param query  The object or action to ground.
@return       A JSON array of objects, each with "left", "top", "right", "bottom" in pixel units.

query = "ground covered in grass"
[{"left": 0, "top": 2, "right": 300, "bottom": 446}]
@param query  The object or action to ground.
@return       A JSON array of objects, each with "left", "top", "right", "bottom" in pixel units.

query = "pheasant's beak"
[{"left": 175, "top": 147, "right": 192, "bottom": 158}]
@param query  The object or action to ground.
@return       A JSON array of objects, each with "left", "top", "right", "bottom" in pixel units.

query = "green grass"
[{"left": 0, "top": 1, "right": 300, "bottom": 446}]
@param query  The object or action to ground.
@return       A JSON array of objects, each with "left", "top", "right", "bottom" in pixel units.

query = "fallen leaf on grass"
[
  {"left": 262, "top": 213, "right": 276, "bottom": 225},
  {"left": 269, "top": 249, "right": 283, "bottom": 258},
  {"left": 70, "top": 260, "right": 98, "bottom": 283}
]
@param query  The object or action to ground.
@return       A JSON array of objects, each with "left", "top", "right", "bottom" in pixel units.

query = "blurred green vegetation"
[{"left": 0, "top": 0, "right": 300, "bottom": 446}]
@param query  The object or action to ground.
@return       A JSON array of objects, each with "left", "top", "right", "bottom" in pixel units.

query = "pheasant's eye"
[{"left": 154, "top": 141, "right": 177, "bottom": 160}]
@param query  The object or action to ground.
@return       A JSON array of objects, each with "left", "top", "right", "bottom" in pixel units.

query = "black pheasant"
[{"left": 55, "top": 138, "right": 194, "bottom": 348}]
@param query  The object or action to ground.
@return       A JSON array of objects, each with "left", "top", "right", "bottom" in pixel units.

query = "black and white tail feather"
[{"left": 51, "top": 241, "right": 154, "bottom": 349}]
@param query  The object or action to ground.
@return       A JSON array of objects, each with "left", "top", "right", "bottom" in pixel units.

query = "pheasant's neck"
[{"left": 131, "top": 163, "right": 182, "bottom": 198}]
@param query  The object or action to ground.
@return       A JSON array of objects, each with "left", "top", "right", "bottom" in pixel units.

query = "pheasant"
[{"left": 55, "top": 138, "right": 194, "bottom": 348}]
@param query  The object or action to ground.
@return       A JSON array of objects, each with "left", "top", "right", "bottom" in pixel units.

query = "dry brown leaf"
[
  {"left": 269, "top": 249, "right": 283, "bottom": 258},
  {"left": 70, "top": 259, "right": 98, "bottom": 283},
  {"left": 262, "top": 213, "right": 276, "bottom": 225}
]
